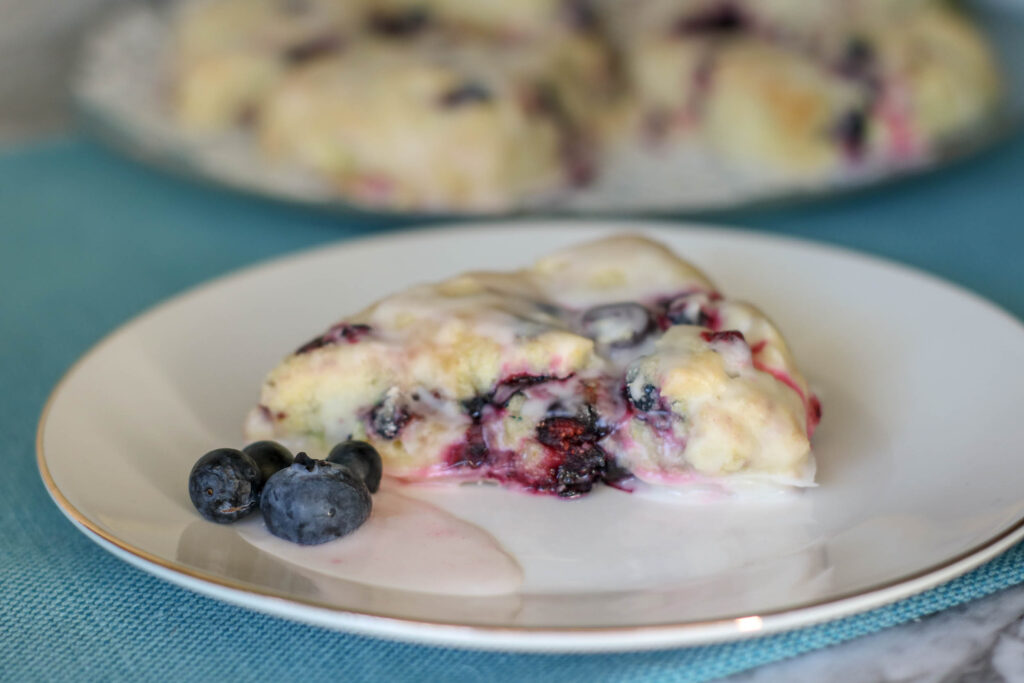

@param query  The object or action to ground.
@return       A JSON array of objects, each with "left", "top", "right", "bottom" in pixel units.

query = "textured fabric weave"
[{"left": 2, "top": 137, "right": 1023, "bottom": 682}]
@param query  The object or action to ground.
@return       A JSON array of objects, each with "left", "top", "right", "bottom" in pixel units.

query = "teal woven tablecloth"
[{"left": 3, "top": 136, "right": 1023, "bottom": 682}]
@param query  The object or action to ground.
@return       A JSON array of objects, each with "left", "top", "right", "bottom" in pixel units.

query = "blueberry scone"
[
  {"left": 859, "top": 3, "right": 1003, "bottom": 160},
  {"left": 171, "top": 0, "right": 359, "bottom": 130},
  {"left": 617, "top": 0, "right": 870, "bottom": 147},
  {"left": 703, "top": 3, "right": 1001, "bottom": 177},
  {"left": 257, "top": 37, "right": 608, "bottom": 210},
  {"left": 171, "top": 0, "right": 614, "bottom": 208},
  {"left": 246, "top": 235, "right": 821, "bottom": 497},
  {"left": 169, "top": 0, "right": 1002, "bottom": 208},
  {"left": 620, "top": 0, "right": 1001, "bottom": 179}
]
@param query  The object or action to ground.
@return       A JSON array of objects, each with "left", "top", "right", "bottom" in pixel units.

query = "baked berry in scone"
[
  {"left": 171, "top": 0, "right": 359, "bottom": 130},
  {"left": 363, "top": 0, "right": 602, "bottom": 40},
  {"left": 256, "top": 37, "right": 606, "bottom": 210},
  {"left": 246, "top": 235, "right": 820, "bottom": 497}
]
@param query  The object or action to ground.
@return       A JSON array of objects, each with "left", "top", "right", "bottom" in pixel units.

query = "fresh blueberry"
[
  {"left": 188, "top": 448, "right": 263, "bottom": 523},
  {"left": 327, "top": 441, "right": 383, "bottom": 493},
  {"left": 242, "top": 440, "right": 294, "bottom": 481},
  {"left": 579, "top": 303, "right": 654, "bottom": 349},
  {"left": 261, "top": 453, "right": 372, "bottom": 545}
]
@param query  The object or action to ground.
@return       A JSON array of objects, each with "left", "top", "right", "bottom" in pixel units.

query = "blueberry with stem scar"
[
  {"left": 327, "top": 440, "right": 383, "bottom": 493},
  {"left": 188, "top": 443, "right": 293, "bottom": 523},
  {"left": 261, "top": 453, "right": 372, "bottom": 545}
]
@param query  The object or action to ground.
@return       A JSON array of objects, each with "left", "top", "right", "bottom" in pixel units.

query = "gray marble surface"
[
  {"left": 3, "top": 3, "right": 1024, "bottom": 680},
  {"left": 726, "top": 584, "right": 1024, "bottom": 683}
]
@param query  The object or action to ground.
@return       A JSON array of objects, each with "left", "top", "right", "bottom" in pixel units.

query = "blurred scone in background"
[{"left": 2, "top": 0, "right": 1015, "bottom": 212}]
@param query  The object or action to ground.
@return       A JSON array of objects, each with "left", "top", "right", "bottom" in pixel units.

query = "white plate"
[{"left": 37, "top": 221, "right": 1024, "bottom": 652}]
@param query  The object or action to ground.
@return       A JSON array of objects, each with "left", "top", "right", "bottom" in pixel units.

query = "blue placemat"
[{"left": 3, "top": 136, "right": 1023, "bottom": 682}]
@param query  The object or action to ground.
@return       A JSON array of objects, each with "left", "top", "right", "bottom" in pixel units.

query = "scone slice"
[{"left": 247, "top": 235, "right": 820, "bottom": 497}]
